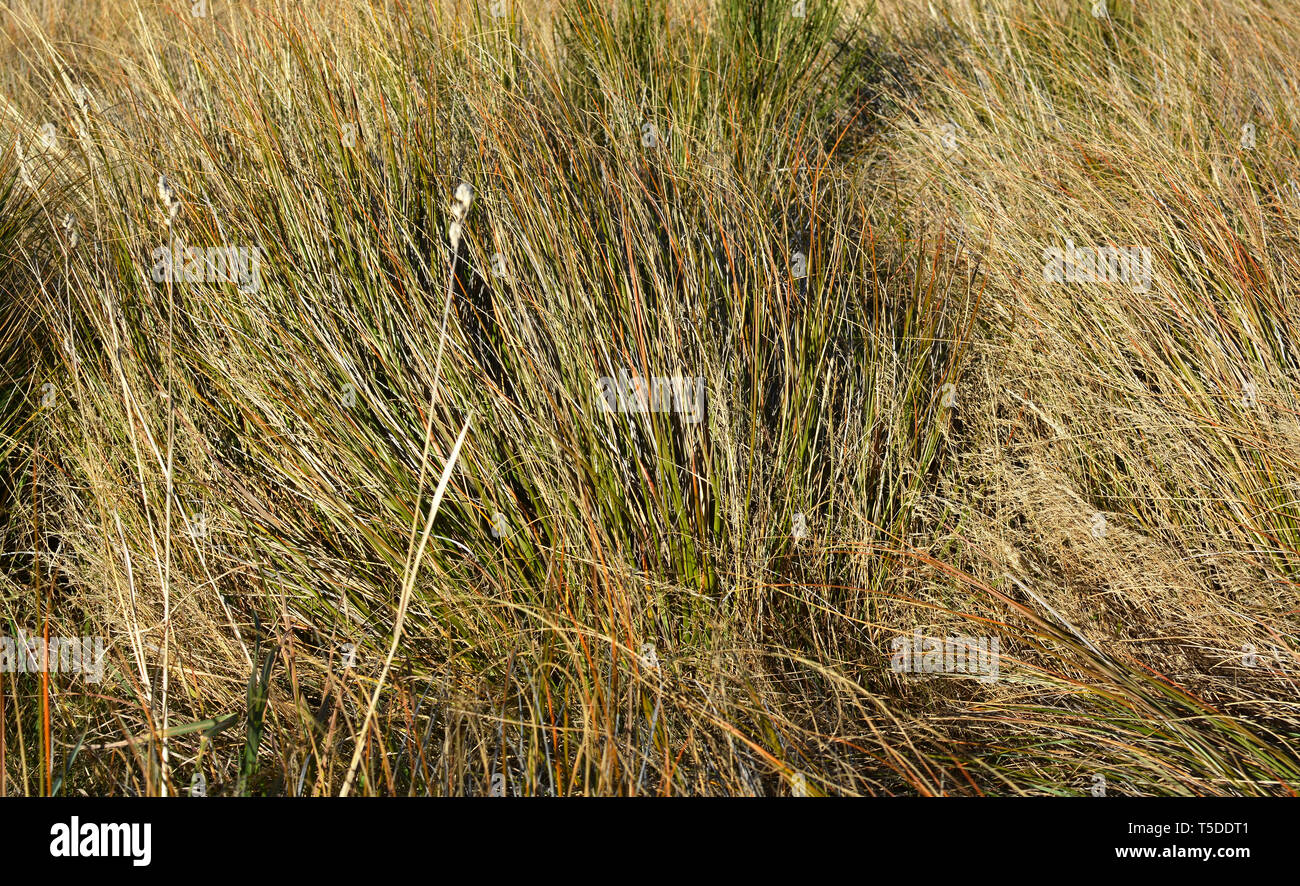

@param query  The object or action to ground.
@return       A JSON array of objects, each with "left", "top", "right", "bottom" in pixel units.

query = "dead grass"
[{"left": 0, "top": 0, "right": 1296, "bottom": 796}]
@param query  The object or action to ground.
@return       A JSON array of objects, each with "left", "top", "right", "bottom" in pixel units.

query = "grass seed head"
[{"left": 157, "top": 173, "right": 180, "bottom": 224}]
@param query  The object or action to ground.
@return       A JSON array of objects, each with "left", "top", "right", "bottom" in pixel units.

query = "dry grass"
[{"left": 0, "top": 0, "right": 1296, "bottom": 796}]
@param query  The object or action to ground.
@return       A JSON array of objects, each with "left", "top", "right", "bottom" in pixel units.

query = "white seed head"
[
  {"left": 62, "top": 213, "right": 78, "bottom": 249},
  {"left": 448, "top": 219, "right": 463, "bottom": 250},
  {"left": 157, "top": 174, "right": 181, "bottom": 224},
  {"left": 454, "top": 181, "right": 474, "bottom": 210}
]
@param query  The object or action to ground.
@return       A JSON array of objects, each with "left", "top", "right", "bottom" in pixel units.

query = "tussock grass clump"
[{"left": 0, "top": 0, "right": 1296, "bottom": 795}]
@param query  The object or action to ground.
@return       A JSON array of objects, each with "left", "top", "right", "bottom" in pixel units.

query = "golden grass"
[{"left": 0, "top": 0, "right": 1296, "bottom": 795}]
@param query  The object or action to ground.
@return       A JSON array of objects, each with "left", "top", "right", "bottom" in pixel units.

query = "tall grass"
[{"left": 0, "top": 0, "right": 1296, "bottom": 795}]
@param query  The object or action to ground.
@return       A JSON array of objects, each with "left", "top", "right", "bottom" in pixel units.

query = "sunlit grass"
[{"left": 0, "top": 0, "right": 1296, "bottom": 795}]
